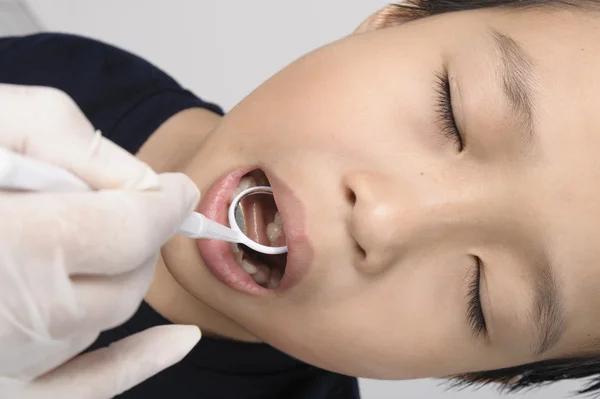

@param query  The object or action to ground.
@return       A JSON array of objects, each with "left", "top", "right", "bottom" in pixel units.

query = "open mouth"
[
  {"left": 229, "top": 169, "right": 287, "bottom": 289},
  {"left": 196, "top": 166, "right": 311, "bottom": 295}
]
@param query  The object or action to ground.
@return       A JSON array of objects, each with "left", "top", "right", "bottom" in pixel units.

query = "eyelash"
[
  {"left": 434, "top": 72, "right": 464, "bottom": 151},
  {"left": 467, "top": 257, "right": 487, "bottom": 336}
]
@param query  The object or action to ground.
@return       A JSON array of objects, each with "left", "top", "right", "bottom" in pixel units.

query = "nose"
[{"left": 343, "top": 171, "right": 460, "bottom": 275}]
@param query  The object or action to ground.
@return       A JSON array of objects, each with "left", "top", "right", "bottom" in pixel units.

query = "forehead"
[{"left": 472, "top": 9, "right": 600, "bottom": 354}]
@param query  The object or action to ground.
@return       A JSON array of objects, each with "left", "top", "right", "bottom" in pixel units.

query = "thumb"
[
  {"left": 25, "top": 325, "right": 201, "bottom": 399},
  {"left": 0, "top": 83, "right": 159, "bottom": 190}
]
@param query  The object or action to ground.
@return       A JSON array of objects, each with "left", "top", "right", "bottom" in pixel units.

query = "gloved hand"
[{"left": 0, "top": 84, "right": 202, "bottom": 399}]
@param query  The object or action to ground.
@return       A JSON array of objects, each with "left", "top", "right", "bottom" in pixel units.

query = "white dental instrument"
[
  {"left": 0, "top": 147, "right": 287, "bottom": 255},
  {"left": 179, "top": 186, "right": 287, "bottom": 255},
  {"left": 227, "top": 186, "right": 287, "bottom": 255}
]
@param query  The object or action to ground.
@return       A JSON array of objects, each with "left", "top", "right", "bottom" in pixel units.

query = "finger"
[
  {"left": 0, "top": 173, "right": 199, "bottom": 276},
  {"left": 25, "top": 325, "right": 201, "bottom": 399},
  {"left": 0, "top": 83, "right": 159, "bottom": 190},
  {"left": 48, "top": 259, "right": 156, "bottom": 339},
  {"left": 0, "top": 332, "right": 99, "bottom": 382}
]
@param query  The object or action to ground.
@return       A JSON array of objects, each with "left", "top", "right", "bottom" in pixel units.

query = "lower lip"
[{"left": 195, "top": 168, "right": 304, "bottom": 295}]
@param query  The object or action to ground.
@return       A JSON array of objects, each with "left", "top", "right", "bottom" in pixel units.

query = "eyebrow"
[
  {"left": 530, "top": 257, "right": 566, "bottom": 356},
  {"left": 487, "top": 31, "right": 566, "bottom": 355},
  {"left": 489, "top": 29, "right": 538, "bottom": 153}
]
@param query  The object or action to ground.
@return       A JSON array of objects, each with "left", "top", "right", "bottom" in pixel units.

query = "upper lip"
[{"left": 262, "top": 167, "right": 312, "bottom": 290}]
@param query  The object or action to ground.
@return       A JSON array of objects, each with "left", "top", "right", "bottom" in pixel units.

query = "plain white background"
[{"left": 7, "top": 0, "right": 592, "bottom": 397}]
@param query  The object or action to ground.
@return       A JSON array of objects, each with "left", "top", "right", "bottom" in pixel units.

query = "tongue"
[{"left": 240, "top": 194, "right": 278, "bottom": 246}]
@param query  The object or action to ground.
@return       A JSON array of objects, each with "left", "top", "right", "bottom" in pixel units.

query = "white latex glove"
[{"left": 0, "top": 84, "right": 202, "bottom": 399}]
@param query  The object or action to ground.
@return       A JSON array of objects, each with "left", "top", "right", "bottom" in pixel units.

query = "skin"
[{"left": 137, "top": 6, "right": 600, "bottom": 380}]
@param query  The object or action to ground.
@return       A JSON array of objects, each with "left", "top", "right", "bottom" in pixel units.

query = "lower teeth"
[
  {"left": 233, "top": 243, "right": 282, "bottom": 289},
  {"left": 267, "top": 269, "right": 282, "bottom": 289},
  {"left": 241, "top": 259, "right": 258, "bottom": 275},
  {"left": 252, "top": 264, "right": 271, "bottom": 285},
  {"left": 231, "top": 176, "right": 256, "bottom": 201}
]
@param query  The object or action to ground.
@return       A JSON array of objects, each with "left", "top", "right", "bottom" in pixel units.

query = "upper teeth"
[
  {"left": 267, "top": 223, "right": 282, "bottom": 243},
  {"left": 232, "top": 176, "right": 284, "bottom": 247},
  {"left": 267, "top": 212, "right": 283, "bottom": 244}
]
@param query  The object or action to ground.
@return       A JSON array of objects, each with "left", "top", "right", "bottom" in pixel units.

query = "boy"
[{"left": 3, "top": 0, "right": 600, "bottom": 397}]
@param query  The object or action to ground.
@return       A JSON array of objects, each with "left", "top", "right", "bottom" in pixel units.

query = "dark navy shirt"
[{"left": 0, "top": 33, "right": 360, "bottom": 399}]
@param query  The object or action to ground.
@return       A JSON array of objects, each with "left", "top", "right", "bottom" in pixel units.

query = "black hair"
[
  {"left": 392, "top": 0, "right": 599, "bottom": 15},
  {"left": 451, "top": 356, "right": 600, "bottom": 395},
  {"left": 386, "top": 0, "right": 600, "bottom": 396}
]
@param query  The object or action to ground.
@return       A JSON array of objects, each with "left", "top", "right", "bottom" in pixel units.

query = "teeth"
[
  {"left": 251, "top": 264, "right": 271, "bottom": 285},
  {"left": 231, "top": 243, "right": 244, "bottom": 264},
  {"left": 235, "top": 251, "right": 243, "bottom": 264},
  {"left": 266, "top": 223, "right": 282, "bottom": 244},
  {"left": 274, "top": 212, "right": 282, "bottom": 226},
  {"left": 267, "top": 269, "right": 282, "bottom": 289},
  {"left": 241, "top": 259, "right": 258, "bottom": 275},
  {"left": 232, "top": 176, "right": 257, "bottom": 200},
  {"left": 232, "top": 223, "right": 283, "bottom": 289}
]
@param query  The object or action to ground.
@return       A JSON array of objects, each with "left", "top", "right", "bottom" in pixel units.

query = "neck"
[{"left": 137, "top": 107, "right": 260, "bottom": 342}]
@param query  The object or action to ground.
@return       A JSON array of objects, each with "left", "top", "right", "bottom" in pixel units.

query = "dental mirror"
[
  {"left": 178, "top": 187, "right": 287, "bottom": 255},
  {"left": 228, "top": 186, "right": 287, "bottom": 255}
]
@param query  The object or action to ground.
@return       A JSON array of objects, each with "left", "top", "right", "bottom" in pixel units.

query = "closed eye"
[
  {"left": 434, "top": 71, "right": 464, "bottom": 152},
  {"left": 467, "top": 256, "right": 487, "bottom": 337}
]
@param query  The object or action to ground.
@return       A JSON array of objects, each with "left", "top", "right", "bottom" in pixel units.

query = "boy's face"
[{"left": 168, "top": 7, "right": 600, "bottom": 378}]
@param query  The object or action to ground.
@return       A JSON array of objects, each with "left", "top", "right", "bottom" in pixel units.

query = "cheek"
[
  {"left": 250, "top": 258, "right": 478, "bottom": 378},
  {"left": 223, "top": 48, "right": 438, "bottom": 165}
]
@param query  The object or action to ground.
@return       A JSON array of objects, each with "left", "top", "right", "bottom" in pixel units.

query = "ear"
[{"left": 353, "top": 5, "right": 412, "bottom": 34}]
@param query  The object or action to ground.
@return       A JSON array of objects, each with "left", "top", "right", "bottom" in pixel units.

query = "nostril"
[
  {"left": 355, "top": 243, "right": 366, "bottom": 260},
  {"left": 346, "top": 188, "right": 357, "bottom": 205}
]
